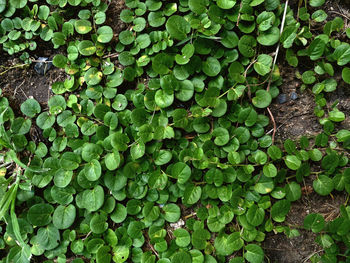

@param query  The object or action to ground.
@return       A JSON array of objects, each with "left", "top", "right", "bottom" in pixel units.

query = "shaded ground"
[
  {"left": 0, "top": 56, "right": 65, "bottom": 109},
  {"left": 264, "top": 1, "right": 350, "bottom": 262},
  {"left": 269, "top": 64, "right": 322, "bottom": 142},
  {"left": 0, "top": 0, "right": 126, "bottom": 111},
  {"left": 106, "top": 0, "right": 127, "bottom": 39},
  {"left": 264, "top": 180, "right": 347, "bottom": 263}
]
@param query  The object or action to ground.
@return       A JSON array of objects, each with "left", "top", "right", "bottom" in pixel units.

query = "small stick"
[
  {"left": 30, "top": 59, "right": 53, "bottom": 63},
  {"left": 267, "top": 107, "right": 276, "bottom": 144},
  {"left": 266, "top": 0, "right": 289, "bottom": 144},
  {"left": 236, "top": 1, "right": 243, "bottom": 26},
  {"left": 328, "top": 11, "right": 350, "bottom": 20},
  {"left": 102, "top": 53, "right": 119, "bottom": 59},
  {"left": 267, "top": 0, "right": 289, "bottom": 91},
  {"left": 13, "top": 80, "right": 25, "bottom": 97},
  {"left": 244, "top": 58, "right": 258, "bottom": 100},
  {"left": 20, "top": 88, "right": 29, "bottom": 99}
]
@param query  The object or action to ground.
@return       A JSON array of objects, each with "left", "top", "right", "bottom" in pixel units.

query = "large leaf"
[{"left": 165, "top": 15, "right": 191, "bottom": 40}]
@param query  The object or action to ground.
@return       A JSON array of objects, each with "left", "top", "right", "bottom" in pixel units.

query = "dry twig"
[{"left": 267, "top": 0, "right": 289, "bottom": 144}]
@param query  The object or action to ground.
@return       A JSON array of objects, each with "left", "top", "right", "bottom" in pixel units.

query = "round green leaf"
[
  {"left": 74, "top": 19, "right": 92, "bottom": 34},
  {"left": 313, "top": 175, "right": 334, "bottom": 196},
  {"left": 285, "top": 182, "right": 301, "bottom": 201},
  {"left": 36, "top": 225, "right": 60, "bottom": 251},
  {"left": 104, "top": 152, "right": 120, "bottom": 172},
  {"left": 252, "top": 90, "right": 272, "bottom": 108},
  {"left": 172, "top": 162, "right": 191, "bottom": 184},
  {"left": 212, "top": 127, "right": 229, "bottom": 146},
  {"left": 162, "top": 203, "right": 180, "bottom": 222},
  {"left": 183, "top": 184, "right": 202, "bottom": 205},
  {"left": 165, "top": 15, "right": 191, "bottom": 41},
  {"left": 155, "top": 90, "right": 174, "bottom": 108},
  {"left": 244, "top": 244, "right": 264, "bottom": 263},
  {"left": 284, "top": 155, "right": 301, "bottom": 170},
  {"left": 78, "top": 40, "right": 96, "bottom": 56},
  {"left": 90, "top": 214, "right": 108, "bottom": 234},
  {"left": 246, "top": 204, "right": 265, "bottom": 227},
  {"left": 84, "top": 159, "right": 102, "bottom": 181},
  {"left": 238, "top": 35, "right": 256, "bottom": 58},
  {"left": 263, "top": 163, "right": 277, "bottom": 177},
  {"left": 154, "top": 150, "right": 172, "bottom": 165},
  {"left": 216, "top": 0, "right": 236, "bottom": 9},
  {"left": 20, "top": 99, "right": 41, "bottom": 117},
  {"left": 27, "top": 204, "right": 54, "bottom": 226},
  {"left": 173, "top": 229, "right": 190, "bottom": 247},
  {"left": 304, "top": 213, "right": 325, "bottom": 233},
  {"left": 257, "top": 27, "right": 280, "bottom": 46},
  {"left": 53, "top": 204, "right": 76, "bottom": 229},
  {"left": 214, "top": 232, "right": 243, "bottom": 256},
  {"left": 119, "top": 30, "right": 135, "bottom": 45},
  {"left": 97, "top": 26, "right": 113, "bottom": 43},
  {"left": 52, "top": 54, "right": 68, "bottom": 68},
  {"left": 202, "top": 57, "right": 221, "bottom": 77},
  {"left": 342, "top": 67, "right": 350, "bottom": 84}
]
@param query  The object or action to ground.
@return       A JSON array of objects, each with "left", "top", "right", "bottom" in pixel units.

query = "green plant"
[{"left": 1, "top": 0, "right": 350, "bottom": 262}]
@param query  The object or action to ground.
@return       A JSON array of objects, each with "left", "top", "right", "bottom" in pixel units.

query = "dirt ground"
[
  {"left": 1, "top": 0, "right": 350, "bottom": 262},
  {"left": 0, "top": 0, "right": 126, "bottom": 113},
  {"left": 264, "top": 1, "right": 350, "bottom": 262}
]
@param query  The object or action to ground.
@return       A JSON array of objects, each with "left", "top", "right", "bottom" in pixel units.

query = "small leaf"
[
  {"left": 154, "top": 150, "right": 172, "bottom": 165},
  {"left": 254, "top": 54, "right": 273, "bottom": 76},
  {"left": 285, "top": 182, "right": 301, "bottom": 201},
  {"left": 74, "top": 19, "right": 92, "bottom": 34},
  {"left": 84, "top": 159, "right": 102, "bottom": 181},
  {"left": 309, "top": 0, "right": 325, "bottom": 7},
  {"left": 217, "top": 0, "right": 236, "bottom": 9},
  {"left": 165, "top": 15, "right": 190, "bottom": 40},
  {"left": 97, "top": 26, "right": 113, "bottom": 43},
  {"left": 130, "top": 143, "right": 145, "bottom": 160},
  {"left": 202, "top": 57, "right": 221, "bottom": 77},
  {"left": 252, "top": 90, "right": 272, "bottom": 108},
  {"left": 183, "top": 184, "right": 202, "bottom": 205},
  {"left": 244, "top": 244, "right": 264, "bottom": 263},
  {"left": 173, "top": 229, "right": 190, "bottom": 247},
  {"left": 53, "top": 54, "right": 68, "bottom": 68},
  {"left": 313, "top": 175, "right": 334, "bottom": 196},
  {"left": 246, "top": 204, "right": 265, "bottom": 227},
  {"left": 304, "top": 213, "right": 325, "bottom": 233},
  {"left": 162, "top": 203, "right": 180, "bottom": 222},
  {"left": 27, "top": 204, "right": 54, "bottom": 226},
  {"left": 52, "top": 204, "right": 76, "bottom": 229},
  {"left": 285, "top": 155, "right": 301, "bottom": 170},
  {"left": 342, "top": 67, "right": 350, "bottom": 84},
  {"left": 172, "top": 162, "right": 191, "bottom": 184},
  {"left": 105, "top": 150, "right": 120, "bottom": 171},
  {"left": 20, "top": 99, "right": 41, "bottom": 117},
  {"left": 78, "top": 40, "right": 96, "bottom": 56}
]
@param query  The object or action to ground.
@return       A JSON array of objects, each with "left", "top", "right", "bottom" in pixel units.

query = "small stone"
[
  {"left": 170, "top": 219, "right": 185, "bottom": 230},
  {"left": 278, "top": 94, "right": 288, "bottom": 104},
  {"left": 290, "top": 92, "right": 298, "bottom": 100},
  {"left": 34, "top": 57, "right": 52, "bottom": 75}
]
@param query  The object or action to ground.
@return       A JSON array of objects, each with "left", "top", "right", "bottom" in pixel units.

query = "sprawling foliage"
[{"left": 1, "top": 0, "right": 350, "bottom": 262}]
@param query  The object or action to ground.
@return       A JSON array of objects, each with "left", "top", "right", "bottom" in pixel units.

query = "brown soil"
[
  {"left": 269, "top": 64, "right": 322, "bottom": 142},
  {"left": 264, "top": 180, "right": 347, "bottom": 263},
  {"left": 263, "top": 1, "right": 350, "bottom": 262},
  {"left": 106, "top": 0, "right": 127, "bottom": 40},
  {"left": 0, "top": 56, "right": 66, "bottom": 112}
]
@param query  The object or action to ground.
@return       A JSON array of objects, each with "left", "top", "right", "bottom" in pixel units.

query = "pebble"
[
  {"left": 290, "top": 92, "right": 298, "bottom": 100},
  {"left": 34, "top": 57, "right": 52, "bottom": 75},
  {"left": 278, "top": 94, "right": 288, "bottom": 104}
]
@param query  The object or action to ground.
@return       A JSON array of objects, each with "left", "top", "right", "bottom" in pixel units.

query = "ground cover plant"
[{"left": 1, "top": 0, "right": 350, "bottom": 262}]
